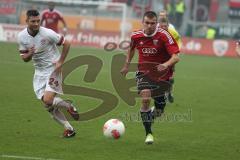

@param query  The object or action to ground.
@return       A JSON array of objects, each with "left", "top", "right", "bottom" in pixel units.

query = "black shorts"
[{"left": 136, "top": 72, "right": 171, "bottom": 98}]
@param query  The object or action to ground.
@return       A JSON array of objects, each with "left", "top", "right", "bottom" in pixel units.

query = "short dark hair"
[
  {"left": 26, "top": 9, "right": 40, "bottom": 18},
  {"left": 143, "top": 11, "right": 157, "bottom": 21},
  {"left": 159, "top": 17, "right": 169, "bottom": 24}
]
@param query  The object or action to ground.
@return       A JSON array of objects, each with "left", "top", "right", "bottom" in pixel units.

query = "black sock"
[
  {"left": 154, "top": 96, "right": 166, "bottom": 114},
  {"left": 140, "top": 110, "right": 154, "bottom": 135}
]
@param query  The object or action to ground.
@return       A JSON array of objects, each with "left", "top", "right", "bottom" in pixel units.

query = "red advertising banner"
[
  {"left": 229, "top": 0, "right": 240, "bottom": 8},
  {"left": 0, "top": 23, "right": 238, "bottom": 58},
  {"left": 0, "top": 24, "right": 25, "bottom": 42},
  {"left": 181, "top": 37, "right": 238, "bottom": 57},
  {"left": 0, "top": 0, "right": 17, "bottom": 15},
  {"left": 228, "top": 0, "right": 240, "bottom": 18}
]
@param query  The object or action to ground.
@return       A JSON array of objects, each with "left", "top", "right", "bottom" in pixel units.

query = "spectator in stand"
[
  {"left": 199, "top": 25, "right": 216, "bottom": 39},
  {"left": 166, "top": 0, "right": 176, "bottom": 25},
  {"left": 165, "top": 0, "right": 185, "bottom": 30},
  {"left": 40, "top": 1, "right": 67, "bottom": 35},
  {"left": 175, "top": 0, "right": 185, "bottom": 30},
  {"left": 205, "top": 26, "right": 216, "bottom": 40}
]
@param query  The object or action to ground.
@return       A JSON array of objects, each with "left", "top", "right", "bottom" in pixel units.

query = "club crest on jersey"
[
  {"left": 139, "top": 41, "right": 144, "bottom": 45},
  {"left": 40, "top": 39, "right": 48, "bottom": 46},
  {"left": 153, "top": 39, "right": 158, "bottom": 45}
]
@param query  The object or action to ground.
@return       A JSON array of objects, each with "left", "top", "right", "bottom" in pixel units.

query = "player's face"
[
  {"left": 143, "top": 16, "right": 157, "bottom": 35},
  {"left": 159, "top": 12, "right": 167, "bottom": 19},
  {"left": 27, "top": 16, "right": 40, "bottom": 31},
  {"left": 49, "top": 4, "right": 55, "bottom": 11},
  {"left": 159, "top": 22, "right": 168, "bottom": 30}
]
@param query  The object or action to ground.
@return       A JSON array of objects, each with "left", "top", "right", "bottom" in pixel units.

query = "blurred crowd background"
[{"left": 1, "top": 0, "right": 240, "bottom": 40}]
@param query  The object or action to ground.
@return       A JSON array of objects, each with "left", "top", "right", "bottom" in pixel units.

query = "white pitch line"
[{"left": 1, "top": 154, "right": 62, "bottom": 160}]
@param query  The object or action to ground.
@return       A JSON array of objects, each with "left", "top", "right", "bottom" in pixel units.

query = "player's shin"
[
  {"left": 52, "top": 97, "right": 71, "bottom": 109},
  {"left": 48, "top": 106, "right": 73, "bottom": 130},
  {"left": 140, "top": 108, "right": 154, "bottom": 135},
  {"left": 52, "top": 97, "right": 79, "bottom": 120},
  {"left": 153, "top": 96, "right": 166, "bottom": 117},
  {"left": 54, "top": 109, "right": 74, "bottom": 131}
]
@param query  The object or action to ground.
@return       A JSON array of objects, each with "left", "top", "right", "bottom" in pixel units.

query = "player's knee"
[
  {"left": 141, "top": 89, "right": 151, "bottom": 104},
  {"left": 140, "top": 89, "right": 151, "bottom": 97},
  {"left": 42, "top": 96, "right": 54, "bottom": 106},
  {"left": 142, "top": 97, "right": 151, "bottom": 104}
]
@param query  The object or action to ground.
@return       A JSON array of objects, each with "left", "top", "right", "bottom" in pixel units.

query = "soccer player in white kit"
[{"left": 17, "top": 9, "right": 79, "bottom": 138}]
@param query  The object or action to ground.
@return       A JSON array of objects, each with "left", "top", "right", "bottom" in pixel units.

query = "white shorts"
[{"left": 33, "top": 72, "right": 63, "bottom": 99}]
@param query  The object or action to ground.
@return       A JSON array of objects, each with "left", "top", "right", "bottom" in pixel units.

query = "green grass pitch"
[{"left": 0, "top": 41, "right": 239, "bottom": 160}]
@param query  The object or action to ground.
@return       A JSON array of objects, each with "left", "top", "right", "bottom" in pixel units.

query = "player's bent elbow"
[
  {"left": 175, "top": 56, "right": 180, "bottom": 63},
  {"left": 63, "top": 39, "right": 71, "bottom": 47}
]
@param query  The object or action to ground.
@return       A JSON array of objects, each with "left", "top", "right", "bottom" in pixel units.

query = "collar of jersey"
[
  {"left": 27, "top": 28, "right": 39, "bottom": 37},
  {"left": 142, "top": 28, "right": 158, "bottom": 37}
]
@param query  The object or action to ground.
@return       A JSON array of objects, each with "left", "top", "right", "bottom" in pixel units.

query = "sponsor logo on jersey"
[{"left": 142, "top": 48, "right": 157, "bottom": 54}]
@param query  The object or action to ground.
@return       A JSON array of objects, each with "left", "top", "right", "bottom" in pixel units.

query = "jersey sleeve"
[
  {"left": 130, "top": 32, "right": 138, "bottom": 49},
  {"left": 17, "top": 34, "right": 28, "bottom": 55},
  {"left": 56, "top": 11, "right": 64, "bottom": 20},
  {"left": 161, "top": 29, "right": 179, "bottom": 55},
  {"left": 130, "top": 37, "right": 136, "bottom": 49},
  {"left": 46, "top": 28, "right": 65, "bottom": 46}
]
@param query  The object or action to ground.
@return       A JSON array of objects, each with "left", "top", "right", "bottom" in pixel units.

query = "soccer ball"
[{"left": 103, "top": 119, "right": 125, "bottom": 139}]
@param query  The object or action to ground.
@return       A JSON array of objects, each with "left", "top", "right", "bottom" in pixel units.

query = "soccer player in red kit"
[
  {"left": 121, "top": 11, "right": 180, "bottom": 144},
  {"left": 40, "top": 1, "right": 67, "bottom": 34}
]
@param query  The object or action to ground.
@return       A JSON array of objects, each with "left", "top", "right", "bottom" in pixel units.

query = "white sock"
[
  {"left": 52, "top": 97, "right": 71, "bottom": 110},
  {"left": 49, "top": 107, "right": 74, "bottom": 131}
]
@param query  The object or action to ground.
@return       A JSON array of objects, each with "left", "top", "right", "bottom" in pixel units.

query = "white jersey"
[{"left": 17, "top": 27, "right": 64, "bottom": 76}]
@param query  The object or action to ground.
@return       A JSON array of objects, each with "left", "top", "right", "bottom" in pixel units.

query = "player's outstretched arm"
[
  {"left": 40, "top": 15, "right": 45, "bottom": 26},
  {"left": 61, "top": 18, "right": 68, "bottom": 35},
  {"left": 55, "top": 39, "right": 71, "bottom": 70},
  {"left": 60, "top": 39, "right": 71, "bottom": 61},
  {"left": 120, "top": 47, "right": 135, "bottom": 77},
  {"left": 61, "top": 18, "right": 67, "bottom": 29}
]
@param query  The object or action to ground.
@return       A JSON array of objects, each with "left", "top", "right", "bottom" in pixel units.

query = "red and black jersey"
[
  {"left": 130, "top": 28, "right": 179, "bottom": 81},
  {"left": 41, "top": 9, "right": 64, "bottom": 33}
]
